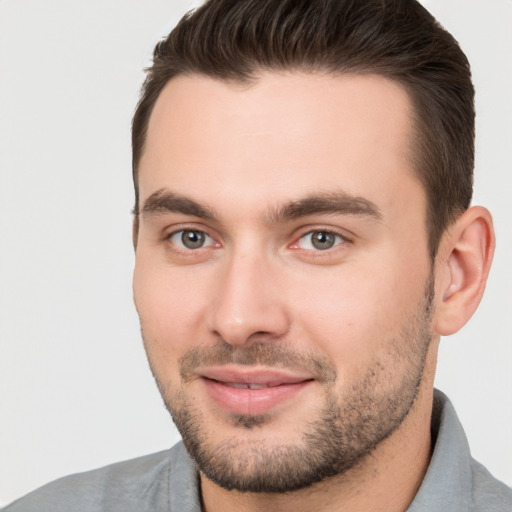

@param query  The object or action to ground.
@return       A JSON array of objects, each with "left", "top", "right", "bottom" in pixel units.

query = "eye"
[
  {"left": 169, "top": 229, "right": 216, "bottom": 250},
  {"left": 296, "top": 230, "right": 345, "bottom": 251}
]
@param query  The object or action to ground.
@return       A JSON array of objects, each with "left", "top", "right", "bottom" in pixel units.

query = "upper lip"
[{"left": 198, "top": 365, "right": 314, "bottom": 386}]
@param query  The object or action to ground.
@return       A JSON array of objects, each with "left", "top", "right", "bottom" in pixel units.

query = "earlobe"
[{"left": 434, "top": 206, "right": 495, "bottom": 336}]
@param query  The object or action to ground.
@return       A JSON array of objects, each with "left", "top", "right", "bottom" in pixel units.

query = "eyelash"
[
  {"left": 292, "top": 230, "right": 348, "bottom": 252},
  {"left": 164, "top": 226, "right": 351, "bottom": 255},
  {"left": 165, "top": 228, "right": 219, "bottom": 252}
]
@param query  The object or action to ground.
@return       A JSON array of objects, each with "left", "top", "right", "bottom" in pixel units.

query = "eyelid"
[
  {"left": 163, "top": 225, "right": 222, "bottom": 251},
  {"left": 163, "top": 222, "right": 215, "bottom": 239},
  {"left": 289, "top": 226, "right": 353, "bottom": 249},
  {"left": 160, "top": 223, "right": 353, "bottom": 254}
]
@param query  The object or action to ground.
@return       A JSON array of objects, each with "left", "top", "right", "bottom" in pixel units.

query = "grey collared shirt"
[{"left": 4, "top": 390, "right": 512, "bottom": 511}]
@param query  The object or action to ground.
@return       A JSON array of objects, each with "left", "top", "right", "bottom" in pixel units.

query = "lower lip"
[{"left": 202, "top": 378, "right": 312, "bottom": 416}]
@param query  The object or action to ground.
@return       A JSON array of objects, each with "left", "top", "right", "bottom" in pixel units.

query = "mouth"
[
  {"left": 220, "top": 382, "right": 285, "bottom": 390},
  {"left": 198, "top": 366, "right": 315, "bottom": 416}
]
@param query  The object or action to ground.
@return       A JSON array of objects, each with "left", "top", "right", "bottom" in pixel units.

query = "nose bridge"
[{"left": 208, "top": 243, "right": 289, "bottom": 345}]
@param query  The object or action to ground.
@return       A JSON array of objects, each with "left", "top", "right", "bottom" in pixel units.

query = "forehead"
[{"left": 139, "top": 71, "right": 423, "bottom": 223}]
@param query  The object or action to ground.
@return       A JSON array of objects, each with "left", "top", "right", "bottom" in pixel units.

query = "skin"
[{"left": 132, "top": 72, "right": 494, "bottom": 512}]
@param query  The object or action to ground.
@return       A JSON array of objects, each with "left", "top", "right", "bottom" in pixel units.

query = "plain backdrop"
[{"left": 0, "top": 0, "right": 511, "bottom": 506}]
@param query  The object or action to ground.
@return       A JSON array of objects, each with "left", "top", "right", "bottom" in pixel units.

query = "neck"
[{"left": 201, "top": 381, "right": 435, "bottom": 512}]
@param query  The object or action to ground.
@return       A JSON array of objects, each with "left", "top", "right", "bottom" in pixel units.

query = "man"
[{"left": 5, "top": 0, "right": 512, "bottom": 510}]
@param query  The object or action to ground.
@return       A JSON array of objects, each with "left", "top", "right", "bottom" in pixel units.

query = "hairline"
[
  {"left": 133, "top": 67, "right": 427, "bottom": 198},
  {"left": 132, "top": 67, "right": 444, "bottom": 254}
]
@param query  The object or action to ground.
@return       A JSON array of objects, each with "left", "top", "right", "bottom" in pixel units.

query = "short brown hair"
[{"left": 132, "top": 0, "right": 474, "bottom": 258}]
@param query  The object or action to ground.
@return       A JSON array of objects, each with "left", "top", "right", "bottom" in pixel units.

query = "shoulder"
[
  {"left": 470, "top": 457, "right": 512, "bottom": 512},
  {"left": 3, "top": 443, "right": 194, "bottom": 512}
]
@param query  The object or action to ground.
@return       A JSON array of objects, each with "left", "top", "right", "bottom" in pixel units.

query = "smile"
[
  {"left": 198, "top": 366, "right": 314, "bottom": 416},
  {"left": 223, "top": 382, "right": 280, "bottom": 389}
]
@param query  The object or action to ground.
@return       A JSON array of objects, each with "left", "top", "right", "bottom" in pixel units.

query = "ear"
[
  {"left": 434, "top": 206, "right": 495, "bottom": 336},
  {"left": 132, "top": 215, "right": 139, "bottom": 251}
]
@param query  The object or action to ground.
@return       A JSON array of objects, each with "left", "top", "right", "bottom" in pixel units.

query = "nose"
[{"left": 207, "top": 250, "right": 290, "bottom": 346}]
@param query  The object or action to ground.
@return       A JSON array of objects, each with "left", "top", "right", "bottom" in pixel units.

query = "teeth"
[
  {"left": 248, "top": 384, "right": 268, "bottom": 390},
  {"left": 224, "top": 382, "right": 272, "bottom": 389}
]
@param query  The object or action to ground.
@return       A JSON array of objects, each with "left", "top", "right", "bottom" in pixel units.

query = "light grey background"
[{"left": 0, "top": 0, "right": 510, "bottom": 506}]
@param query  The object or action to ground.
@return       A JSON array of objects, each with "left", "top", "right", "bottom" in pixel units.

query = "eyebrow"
[
  {"left": 140, "top": 189, "right": 382, "bottom": 224},
  {"left": 268, "top": 192, "right": 382, "bottom": 223},
  {"left": 141, "top": 189, "right": 216, "bottom": 220}
]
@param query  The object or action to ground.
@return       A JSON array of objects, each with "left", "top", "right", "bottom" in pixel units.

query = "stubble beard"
[{"left": 144, "top": 275, "right": 435, "bottom": 493}]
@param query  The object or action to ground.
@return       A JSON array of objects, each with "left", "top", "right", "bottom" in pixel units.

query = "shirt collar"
[{"left": 407, "top": 389, "right": 472, "bottom": 511}]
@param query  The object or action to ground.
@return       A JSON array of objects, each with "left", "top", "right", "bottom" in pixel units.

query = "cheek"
[
  {"left": 133, "top": 255, "right": 209, "bottom": 360},
  {"left": 291, "top": 258, "right": 428, "bottom": 368}
]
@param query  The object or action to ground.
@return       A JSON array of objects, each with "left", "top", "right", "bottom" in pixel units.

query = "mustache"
[{"left": 179, "top": 340, "right": 337, "bottom": 384}]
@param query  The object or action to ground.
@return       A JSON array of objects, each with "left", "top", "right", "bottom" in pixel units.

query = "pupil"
[
  {"left": 312, "top": 232, "right": 335, "bottom": 250},
  {"left": 182, "top": 230, "right": 205, "bottom": 249}
]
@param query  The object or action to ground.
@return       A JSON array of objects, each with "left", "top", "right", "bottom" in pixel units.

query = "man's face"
[{"left": 133, "top": 72, "right": 435, "bottom": 492}]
